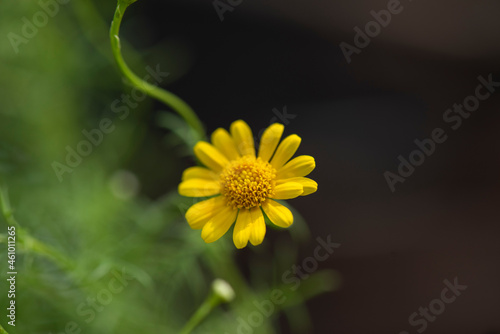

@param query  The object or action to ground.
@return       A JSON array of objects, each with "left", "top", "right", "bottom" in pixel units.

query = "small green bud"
[{"left": 212, "top": 279, "right": 235, "bottom": 303}]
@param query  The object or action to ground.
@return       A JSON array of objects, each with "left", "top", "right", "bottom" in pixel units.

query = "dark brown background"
[{"left": 127, "top": 0, "right": 500, "bottom": 333}]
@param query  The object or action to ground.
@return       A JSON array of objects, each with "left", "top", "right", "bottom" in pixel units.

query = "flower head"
[{"left": 178, "top": 120, "right": 317, "bottom": 249}]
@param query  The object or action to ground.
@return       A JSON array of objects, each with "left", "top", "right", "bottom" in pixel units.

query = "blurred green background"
[{"left": 0, "top": 1, "right": 337, "bottom": 333}]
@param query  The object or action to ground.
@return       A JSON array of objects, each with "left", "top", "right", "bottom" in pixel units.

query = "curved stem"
[{"left": 109, "top": 1, "right": 205, "bottom": 139}]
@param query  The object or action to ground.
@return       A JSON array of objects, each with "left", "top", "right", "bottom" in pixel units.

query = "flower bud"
[{"left": 212, "top": 279, "right": 235, "bottom": 303}]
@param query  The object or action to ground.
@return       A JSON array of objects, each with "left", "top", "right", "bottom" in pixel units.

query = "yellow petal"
[
  {"left": 182, "top": 167, "right": 218, "bottom": 181},
  {"left": 276, "top": 177, "right": 318, "bottom": 196},
  {"left": 270, "top": 134, "right": 302, "bottom": 169},
  {"left": 261, "top": 200, "right": 293, "bottom": 228},
  {"left": 201, "top": 206, "right": 238, "bottom": 243},
  {"left": 178, "top": 179, "right": 221, "bottom": 197},
  {"left": 276, "top": 155, "right": 315, "bottom": 179},
  {"left": 185, "top": 197, "right": 226, "bottom": 229},
  {"left": 248, "top": 207, "right": 266, "bottom": 246},
  {"left": 233, "top": 209, "right": 251, "bottom": 249},
  {"left": 273, "top": 182, "right": 303, "bottom": 200},
  {"left": 230, "top": 120, "right": 255, "bottom": 157},
  {"left": 233, "top": 207, "right": 266, "bottom": 248},
  {"left": 258, "top": 123, "right": 284, "bottom": 162},
  {"left": 211, "top": 128, "right": 240, "bottom": 161},
  {"left": 194, "top": 141, "right": 229, "bottom": 172}
]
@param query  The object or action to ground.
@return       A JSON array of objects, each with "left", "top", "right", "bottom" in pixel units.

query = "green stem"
[
  {"left": 0, "top": 324, "right": 9, "bottom": 334},
  {"left": 22, "top": 234, "right": 75, "bottom": 271},
  {"left": 179, "top": 294, "right": 220, "bottom": 334},
  {"left": 0, "top": 186, "right": 75, "bottom": 272},
  {"left": 0, "top": 187, "right": 21, "bottom": 230},
  {"left": 109, "top": 0, "right": 205, "bottom": 139}
]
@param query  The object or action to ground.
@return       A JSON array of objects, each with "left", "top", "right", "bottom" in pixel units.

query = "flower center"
[{"left": 220, "top": 156, "right": 276, "bottom": 209}]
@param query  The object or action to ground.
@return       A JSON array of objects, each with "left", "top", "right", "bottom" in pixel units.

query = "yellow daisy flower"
[{"left": 178, "top": 120, "right": 317, "bottom": 249}]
